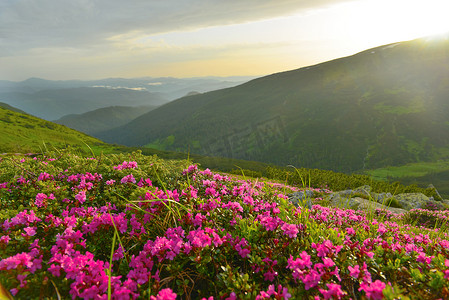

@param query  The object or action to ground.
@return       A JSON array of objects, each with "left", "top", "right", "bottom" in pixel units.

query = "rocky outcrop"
[
  {"left": 329, "top": 196, "right": 406, "bottom": 214},
  {"left": 324, "top": 186, "right": 445, "bottom": 213},
  {"left": 288, "top": 185, "right": 446, "bottom": 213},
  {"left": 393, "top": 193, "right": 428, "bottom": 210}
]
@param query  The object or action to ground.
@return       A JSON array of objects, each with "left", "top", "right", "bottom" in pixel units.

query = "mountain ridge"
[
  {"left": 97, "top": 36, "right": 449, "bottom": 173},
  {"left": 54, "top": 105, "right": 158, "bottom": 137}
]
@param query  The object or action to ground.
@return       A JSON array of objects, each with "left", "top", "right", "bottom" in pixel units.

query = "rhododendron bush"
[{"left": 1, "top": 151, "right": 449, "bottom": 299}]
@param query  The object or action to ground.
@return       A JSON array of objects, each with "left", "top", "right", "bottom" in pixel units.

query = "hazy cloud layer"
[{"left": 0, "top": 0, "right": 347, "bottom": 56}]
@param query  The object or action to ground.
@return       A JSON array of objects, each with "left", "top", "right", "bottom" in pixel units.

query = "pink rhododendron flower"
[
  {"left": 348, "top": 265, "right": 360, "bottom": 278},
  {"left": 359, "top": 280, "right": 386, "bottom": 300},
  {"left": 416, "top": 252, "right": 434, "bottom": 265},
  {"left": 150, "top": 288, "right": 177, "bottom": 300},
  {"left": 23, "top": 226, "right": 36, "bottom": 236},
  {"left": 319, "top": 283, "right": 346, "bottom": 299},
  {"left": 75, "top": 190, "right": 87, "bottom": 204},
  {"left": 121, "top": 174, "right": 136, "bottom": 184},
  {"left": 323, "top": 257, "right": 335, "bottom": 268},
  {"left": 114, "top": 161, "right": 138, "bottom": 170},
  {"left": 183, "top": 165, "right": 198, "bottom": 174},
  {"left": 37, "top": 172, "right": 52, "bottom": 181},
  {"left": 281, "top": 223, "right": 299, "bottom": 238},
  {"left": 225, "top": 292, "right": 237, "bottom": 300},
  {"left": 257, "top": 284, "right": 291, "bottom": 299},
  {"left": 0, "top": 235, "right": 11, "bottom": 244},
  {"left": 346, "top": 227, "right": 355, "bottom": 235}
]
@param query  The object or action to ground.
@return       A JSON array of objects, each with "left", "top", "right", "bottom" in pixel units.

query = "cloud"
[{"left": 0, "top": 0, "right": 348, "bottom": 56}]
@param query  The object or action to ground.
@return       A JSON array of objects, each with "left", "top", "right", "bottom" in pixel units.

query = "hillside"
[
  {"left": 0, "top": 87, "right": 167, "bottom": 120},
  {"left": 98, "top": 36, "right": 449, "bottom": 173},
  {"left": 54, "top": 105, "right": 157, "bottom": 137},
  {"left": 0, "top": 106, "right": 110, "bottom": 153},
  {"left": 0, "top": 102, "right": 27, "bottom": 114},
  {"left": 1, "top": 150, "right": 449, "bottom": 299}
]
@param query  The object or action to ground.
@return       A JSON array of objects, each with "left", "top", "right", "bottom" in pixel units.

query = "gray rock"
[
  {"left": 427, "top": 184, "right": 442, "bottom": 200},
  {"left": 393, "top": 193, "right": 429, "bottom": 210},
  {"left": 353, "top": 185, "right": 371, "bottom": 197},
  {"left": 338, "top": 189, "right": 354, "bottom": 196},
  {"left": 328, "top": 195, "right": 407, "bottom": 214},
  {"left": 288, "top": 190, "right": 314, "bottom": 209},
  {"left": 328, "top": 194, "right": 361, "bottom": 210},
  {"left": 372, "top": 192, "right": 393, "bottom": 205}
]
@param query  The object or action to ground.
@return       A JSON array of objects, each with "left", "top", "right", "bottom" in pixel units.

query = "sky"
[{"left": 1, "top": 0, "right": 449, "bottom": 81}]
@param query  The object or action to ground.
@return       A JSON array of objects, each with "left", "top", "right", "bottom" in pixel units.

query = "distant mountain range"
[
  {"left": 0, "top": 76, "right": 255, "bottom": 120},
  {"left": 98, "top": 36, "right": 449, "bottom": 173},
  {"left": 0, "top": 87, "right": 166, "bottom": 120}
]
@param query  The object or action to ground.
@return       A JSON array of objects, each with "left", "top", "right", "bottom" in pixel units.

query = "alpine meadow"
[{"left": 3, "top": 0, "right": 449, "bottom": 299}]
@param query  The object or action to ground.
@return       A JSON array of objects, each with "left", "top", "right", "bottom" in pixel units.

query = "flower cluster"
[{"left": 1, "top": 153, "right": 449, "bottom": 299}]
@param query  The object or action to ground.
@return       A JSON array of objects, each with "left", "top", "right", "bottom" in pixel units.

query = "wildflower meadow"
[{"left": 1, "top": 151, "right": 449, "bottom": 299}]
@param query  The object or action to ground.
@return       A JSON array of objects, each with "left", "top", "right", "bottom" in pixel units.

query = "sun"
[
  {"left": 364, "top": 0, "right": 449, "bottom": 40},
  {"left": 321, "top": 0, "right": 449, "bottom": 52},
  {"left": 397, "top": 0, "right": 449, "bottom": 37}
]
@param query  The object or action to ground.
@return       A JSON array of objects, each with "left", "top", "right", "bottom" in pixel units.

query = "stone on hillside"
[
  {"left": 426, "top": 183, "right": 444, "bottom": 201},
  {"left": 372, "top": 192, "right": 393, "bottom": 204},
  {"left": 328, "top": 194, "right": 361, "bottom": 210},
  {"left": 328, "top": 195, "right": 407, "bottom": 214},
  {"left": 352, "top": 185, "right": 371, "bottom": 197},
  {"left": 288, "top": 190, "right": 314, "bottom": 209},
  {"left": 393, "top": 193, "right": 429, "bottom": 210}
]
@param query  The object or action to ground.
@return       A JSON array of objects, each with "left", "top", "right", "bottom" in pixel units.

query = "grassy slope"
[
  {"left": 366, "top": 161, "right": 449, "bottom": 198},
  {"left": 98, "top": 36, "right": 449, "bottom": 173},
  {"left": 0, "top": 102, "right": 27, "bottom": 114},
  {"left": 0, "top": 106, "right": 114, "bottom": 154}
]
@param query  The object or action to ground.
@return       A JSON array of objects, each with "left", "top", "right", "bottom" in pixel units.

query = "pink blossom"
[
  {"left": 114, "top": 161, "right": 138, "bottom": 170},
  {"left": 322, "top": 257, "right": 335, "bottom": 268},
  {"left": 359, "top": 280, "right": 386, "bottom": 300},
  {"left": 23, "top": 226, "right": 36, "bottom": 236},
  {"left": 75, "top": 190, "right": 87, "bottom": 204},
  {"left": 281, "top": 223, "right": 298, "bottom": 238},
  {"left": 0, "top": 235, "right": 11, "bottom": 244},
  {"left": 183, "top": 164, "right": 198, "bottom": 174},
  {"left": 348, "top": 265, "right": 360, "bottom": 278},
  {"left": 319, "top": 283, "right": 346, "bottom": 299},
  {"left": 121, "top": 174, "right": 136, "bottom": 184},
  {"left": 35, "top": 193, "right": 47, "bottom": 208},
  {"left": 346, "top": 227, "right": 355, "bottom": 235},
  {"left": 263, "top": 270, "right": 278, "bottom": 282},
  {"left": 150, "top": 288, "right": 177, "bottom": 300},
  {"left": 302, "top": 270, "right": 321, "bottom": 290},
  {"left": 416, "top": 252, "right": 433, "bottom": 265}
]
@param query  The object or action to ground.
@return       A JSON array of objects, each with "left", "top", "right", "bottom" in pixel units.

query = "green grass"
[
  {"left": 366, "top": 160, "right": 449, "bottom": 181},
  {"left": 0, "top": 106, "right": 115, "bottom": 155}
]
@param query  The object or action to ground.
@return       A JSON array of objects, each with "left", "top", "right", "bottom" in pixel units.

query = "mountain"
[
  {"left": 0, "top": 87, "right": 166, "bottom": 120},
  {"left": 0, "top": 106, "right": 108, "bottom": 153},
  {"left": 54, "top": 105, "right": 157, "bottom": 137},
  {"left": 98, "top": 36, "right": 449, "bottom": 173}
]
